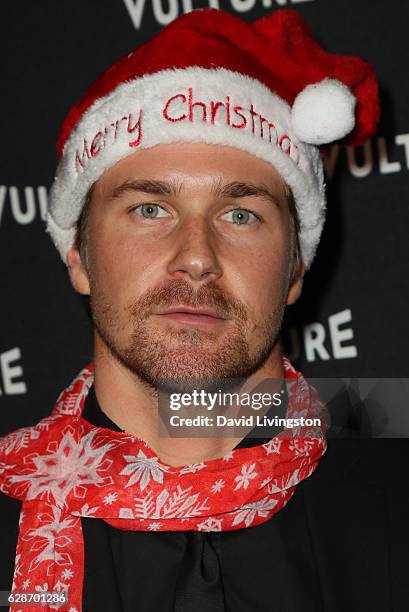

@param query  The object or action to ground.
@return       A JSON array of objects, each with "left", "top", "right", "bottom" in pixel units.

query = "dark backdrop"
[{"left": 1, "top": 0, "right": 408, "bottom": 435}]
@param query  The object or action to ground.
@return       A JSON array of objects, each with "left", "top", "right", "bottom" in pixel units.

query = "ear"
[
  {"left": 67, "top": 246, "right": 90, "bottom": 295},
  {"left": 286, "top": 260, "right": 305, "bottom": 306}
]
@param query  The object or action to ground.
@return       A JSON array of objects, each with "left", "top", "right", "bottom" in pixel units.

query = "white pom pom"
[{"left": 291, "top": 78, "right": 356, "bottom": 145}]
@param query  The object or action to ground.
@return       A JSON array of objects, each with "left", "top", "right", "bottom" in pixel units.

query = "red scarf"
[{"left": 0, "top": 358, "right": 328, "bottom": 611}]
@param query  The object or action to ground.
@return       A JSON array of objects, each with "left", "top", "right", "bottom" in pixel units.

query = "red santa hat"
[{"left": 46, "top": 8, "right": 379, "bottom": 269}]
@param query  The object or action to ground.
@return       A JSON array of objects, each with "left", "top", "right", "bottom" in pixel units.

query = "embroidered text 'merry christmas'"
[{"left": 74, "top": 87, "right": 301, "bottom": 174}]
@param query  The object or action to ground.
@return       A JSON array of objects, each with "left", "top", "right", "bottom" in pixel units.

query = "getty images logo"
[{"left": 123, "top": 0, "right": 315, "bottom": 29}]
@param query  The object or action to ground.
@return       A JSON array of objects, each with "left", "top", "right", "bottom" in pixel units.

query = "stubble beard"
[{"left": 89, "top": 277, "right": 286, "bottom": 394}]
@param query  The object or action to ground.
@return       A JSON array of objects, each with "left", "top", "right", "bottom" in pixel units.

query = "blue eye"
[
  {"left": 132, "top": 203, "right": 169, "bottom": 218},
  {"left": 222, "top": 208, "right": 259, "bottom": 225}
]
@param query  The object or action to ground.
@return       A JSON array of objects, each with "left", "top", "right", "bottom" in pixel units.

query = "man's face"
[{"left": 68, "top": 143, "right": 303, "bottom": 390}]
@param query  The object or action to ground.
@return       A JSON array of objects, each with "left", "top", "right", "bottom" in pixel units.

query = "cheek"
[
  {"left": 89, "top": 223, "right": 166, "bottom": 303},
  {"left": 226, "top": 239, "right": 290, "bottom": 317}
]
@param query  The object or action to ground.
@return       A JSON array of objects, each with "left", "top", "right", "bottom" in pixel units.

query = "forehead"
[{"left": 93, "top": 142, "right": 288, "bottom": 199}]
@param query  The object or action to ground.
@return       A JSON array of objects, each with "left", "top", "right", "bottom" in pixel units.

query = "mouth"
[{"left": 153, "top": 306, "right": 228, "bottom": 327}]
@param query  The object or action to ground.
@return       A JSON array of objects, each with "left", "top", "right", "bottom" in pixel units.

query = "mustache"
[{"left": 127, "top": 278, "right": 247, "bottom": 322}]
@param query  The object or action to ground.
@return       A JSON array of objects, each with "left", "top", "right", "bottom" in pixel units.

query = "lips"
[
  {"left": 153, "top": 306, "right": 228, "bottom": 326},
  {"left": 156, "top": 307, "right": 226, "bottom": 319}
]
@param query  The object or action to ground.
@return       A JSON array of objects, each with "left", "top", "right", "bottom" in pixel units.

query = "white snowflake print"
[
  {"left": 210, "top": 479, "right": 225, "bottom": 494},
  {"left": 134, "top": 485, "right": 210, "bottom": 519},
  {"left": 36, "top": 415, "right": 62, "bottom": 431},
  {"left": 179, "top": 462, "right": 206, "bottom": 475},
  {"left": 262, "top": 438, "right": 283, "bottom": 455},
  {"left": 222, "top": 450, "right": 235, "bottom": 461},
  {"left": 8, "top": 428, "right": 118, "bottom": 507},
  {"left": 0, "top": 461, "right": 15, "bottom": 476},
  {"left": 288, "top": 439, "right": 316, "bottom": 460},
  {"left": 268, "top": 468, "right": 301, "bottom": 496},
  {"left": 233, "top": 463, "right": 258, "bottom": 490},
  {"left": 22, "top": 579, "right": 31, "bottom": 589},
  {"left": 69, "top": 608, "right": 78, "bottom": 612},
  {"left": 232, "top": 496, "right": 278, "bottom": 527},
  {"left": 55, "top": 368, "right": 93, "bottom": 416},
  {"left": 13, "top": 553, "right": 22, "bottom": 578},
  {"left": 260, "top": 477, "right": 273, "bottom": 488},
  {"left": 0, "top": 426, "right": 40, "bottom": 455},
  {"left": 77, "top": 503, "right": 99, "bottom": 517},
  {"left": 148, "top": 522, "right": 162, "bottom": 530},
  {"left": 53, "top": 580, "right": 69, "bottom": 591},
  {"left": 35, "top": 583, "right": 49, "bottom": 592},
  {"left": 22, "top": 505, "right": 77, "bottom": 572},
  {"left": 197, "top": 517, "right": 222, "bottom": 532},
  {"left": 103, "top": 492, "right": 118, "bottom": 505},
  {"left": 50, "top": 580, "right": 70, "bottom": 610},
  {"left": 61, "top": 568, "right": 74, "bottom": 580},
  {"left": 118, "top": 507, "right": 134, "bottom": 519},
  {"left": 304, "top": 428, "right": 323, "bottom": 439},
  {"left": 266, "top": 480, "right": 283, "bottom": 494},
  {"left": 120, "top": 449, "right": 171, "bottom": 491}
]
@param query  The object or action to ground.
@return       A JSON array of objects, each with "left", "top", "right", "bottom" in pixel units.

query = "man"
[{"left": 1, "top": 7, "right": 408, "bottom": 612}]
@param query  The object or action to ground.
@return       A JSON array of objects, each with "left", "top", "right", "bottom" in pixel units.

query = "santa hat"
[{"left": 46, "top": 8, "right": 379, "bottom": 269}]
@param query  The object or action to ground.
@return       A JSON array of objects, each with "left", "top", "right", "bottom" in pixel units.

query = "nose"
[{"left": 166, "top": 215, "right": 223, "bottom": 283}]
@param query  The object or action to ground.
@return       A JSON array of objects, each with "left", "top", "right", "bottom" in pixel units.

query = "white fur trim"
[
  {"left": 292, "top": 78, "right": 356, "bottom": 146},
  {"left": 46, "top": 67, "right": 326, "bottom": 269}
]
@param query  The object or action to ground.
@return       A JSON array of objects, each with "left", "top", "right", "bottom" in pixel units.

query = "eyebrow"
[
  {"left": 109, "top": 177, "right": 283, "bottom": 208},
  {"left": 212, "top": 178, "right": 283, "bottom": 208},
  {"left": 110, "top": 179, "right": 180, "bottom": 200}
]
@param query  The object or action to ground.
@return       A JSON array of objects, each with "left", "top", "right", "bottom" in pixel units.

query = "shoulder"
[
  {"left": 300, "top": 439, "right": 409, "bottom": 608},
  {"left": 305, "top": 437, "right": 409, "bottom": 487},
  {"left": 302, "top": 438, "right": 409, "bottom": 536}
]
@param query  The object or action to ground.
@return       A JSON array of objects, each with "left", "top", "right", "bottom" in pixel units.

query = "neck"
[{"left": 92, "top": 333, "right": 285, "bottom": 467}]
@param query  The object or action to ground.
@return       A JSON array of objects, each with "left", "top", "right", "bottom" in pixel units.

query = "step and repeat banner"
[{"left": 1, "top": 0, "right": 408, "bottom": 434}]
